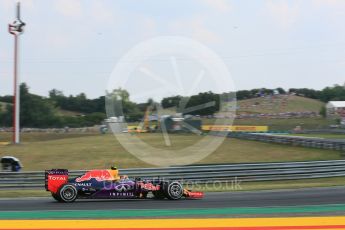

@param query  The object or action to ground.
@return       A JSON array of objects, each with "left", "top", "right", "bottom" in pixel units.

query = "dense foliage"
[
  {"left": 0, "top": 83, "right": 345, "bottom": 128},
  {"left": 0, "top": 84, "right": 106, "bottom": 128}
]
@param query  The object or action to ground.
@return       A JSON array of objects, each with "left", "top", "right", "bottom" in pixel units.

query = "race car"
[{"left": 45, "top": 167, "right": 203, "bottom": 203}]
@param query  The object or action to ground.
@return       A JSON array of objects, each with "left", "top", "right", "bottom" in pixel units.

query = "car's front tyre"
[
  {"left": 163, "top": 181, "right": 183, "bottom": 200},
  {"left": 58, "top": 184, "right": 78, "bottom": 203}
]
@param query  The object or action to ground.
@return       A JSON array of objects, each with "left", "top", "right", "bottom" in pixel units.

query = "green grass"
[
  {"left": 0, "top": 132, "right": 96, "bottom": 142},
  {"left": 0, "top": 133, "right": 342, "bottom": 171},
  {"left": 0, "top": 190, "right": 49, "bottom": 198}
]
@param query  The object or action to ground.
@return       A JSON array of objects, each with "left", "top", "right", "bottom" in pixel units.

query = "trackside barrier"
[
  {"left": 227, "top": 133, "right": 345, "bottom": 151},
  {"left": 1, "top": 160, "right": 345, "bottom": 189}
]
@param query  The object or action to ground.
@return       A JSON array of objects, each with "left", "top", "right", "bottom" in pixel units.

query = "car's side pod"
[{"left": 45, "top": 169, "right": 69, "bottom": 193}]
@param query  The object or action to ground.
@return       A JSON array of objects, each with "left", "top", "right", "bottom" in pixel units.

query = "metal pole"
[
  {"left": 8, "top": 2, "right": 25, "bottom": 144},
  {"left": 13, "top": 35, "right": 20, "bottom": 143}
]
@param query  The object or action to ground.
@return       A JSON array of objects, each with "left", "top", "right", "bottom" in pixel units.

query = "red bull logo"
[{"left": 76, "top": 170, "right": 113, "bottom": 182}]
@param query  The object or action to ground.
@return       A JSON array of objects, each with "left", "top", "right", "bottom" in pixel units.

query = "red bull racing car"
[{"left": 45, "top": 167, "right": 203, "bottom": 203}]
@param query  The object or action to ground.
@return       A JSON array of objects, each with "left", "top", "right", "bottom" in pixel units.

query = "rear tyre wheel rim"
[
  {"left": 63, "top": 188, "right": 74, "bottom": 200},
  {"left": 60, "top": 185, "right": 77, "bottom": 202}
]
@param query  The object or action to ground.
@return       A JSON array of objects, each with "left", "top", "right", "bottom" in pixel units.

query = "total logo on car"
[{"left": 48, "top": 175, "right": 67, "bottom": 181}]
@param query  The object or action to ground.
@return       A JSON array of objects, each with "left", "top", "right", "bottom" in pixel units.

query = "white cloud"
[
  {"left": 89, "top": 1, "right": 114, "bottom": 24},
  {"left": 45, "top": 32, "right": 71, "bottom": 49},
  {"left": 313, "top": 0, "right": 345, "bottom": 8},
  {"left": 140, "top": 17, "right": 157, "bottom": 38},
  {"left": 265, "top": 0, "right": 300, "bottom": 30},
  {"left": 191, "top": 21, "right": 222, "bottom": 44},
  {"left": 312, "top": 0, "right": 345, "bottom": 21},
  {"left": 54, "top": 0, "right": 83, "bottom": 19},
  {"left": 170, "top": 17, "right": 222, "bottom": 44},
  {"left": 201, "top": 0, "right": 232, "bottom": 13}
]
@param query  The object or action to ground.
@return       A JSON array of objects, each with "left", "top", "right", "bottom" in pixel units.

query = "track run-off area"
[{"left": 2, "top": 187, "right": 345, "bottom": 229}]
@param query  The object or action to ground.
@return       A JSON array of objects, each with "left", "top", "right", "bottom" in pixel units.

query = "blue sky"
[{"left": 1, "top": 0, "right": 345, "bottom": 101}]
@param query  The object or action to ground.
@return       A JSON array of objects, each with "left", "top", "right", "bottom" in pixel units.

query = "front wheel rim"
[{"left": 170, "top": 184, "right": 182, "bottom": 198}]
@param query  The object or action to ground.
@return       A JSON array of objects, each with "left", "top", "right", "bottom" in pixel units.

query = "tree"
[
  {"left": 19, "top": 83, "right": 60, "bottom": 127},
  {"left": 289, "top": 88, "right": 321, "bottom": 99},
  {"left": 319, "top": 106, "right": 327, "bottom": 118},
  {"left": 182, "top": 91, "right": 219, "bottom": 115},
  {"left": 276, "top": 87, "right": 286, "bottom": 94},
  {"left": 0, "top": 83, "right": 63, "bottom": 128},
  {"left": 236, "top": 90, "right": 252, "bottom": 100},
  {"left": 107, "top": 88, "right": 130, "bottom": 102},
  {"left": 320, "top": 85, "right": 345, "bottom": 102},
  {"left": 161, "top": 96, "right": 182, "bottom": 108},
  {"left": 106, "top": 88, "right": 143, "bottom": 121},
  {"left": 49, "top": 89, "right": 64, "bottom": 99}
]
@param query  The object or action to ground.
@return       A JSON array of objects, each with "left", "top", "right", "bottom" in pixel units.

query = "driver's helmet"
[{"left": 110, "top": 166, "right": 120, "bottom": 180}]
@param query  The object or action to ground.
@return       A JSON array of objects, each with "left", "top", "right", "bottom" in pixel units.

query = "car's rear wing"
[{"left": 45, "top": 169, "right": 68, "bottom": 193}]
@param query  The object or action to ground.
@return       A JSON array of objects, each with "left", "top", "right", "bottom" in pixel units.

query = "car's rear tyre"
[
  {"left": 152, "top": 190, "right": 165, "bottom": 199},
  {"left": 58, "top": 184, "right": 78, "bottom": 203},
  {"left": 163, "top": 181, "right": 183, "bottom": 200},
  {"left": 141, "top": 191, "right": 148, "bottom": 199},
  {"left": 51, "top": 192, "right": 62, "bottom": 202}
]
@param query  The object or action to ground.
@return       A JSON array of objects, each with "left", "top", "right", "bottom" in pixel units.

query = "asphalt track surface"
[{"left": 1, "top": 186, "right": 345, "bottom": 212}]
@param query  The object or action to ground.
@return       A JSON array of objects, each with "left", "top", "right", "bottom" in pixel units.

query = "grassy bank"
[{"left": 0, "top": 133, "right": 342, "bottom": 170}]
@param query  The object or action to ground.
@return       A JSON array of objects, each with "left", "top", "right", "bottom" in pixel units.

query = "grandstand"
[{"left": 236, "top": 94, "right": 324, "bottom": 119}]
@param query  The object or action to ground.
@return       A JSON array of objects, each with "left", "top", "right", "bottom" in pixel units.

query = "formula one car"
[{"left": 45, "top": 167, "right": 203, "bottom": 202}]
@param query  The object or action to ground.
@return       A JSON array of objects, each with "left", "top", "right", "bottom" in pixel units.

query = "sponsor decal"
[
  {"left": 46, "top": 174, "right": 68, "bottom": 193},
  {"left": 202, "top": 125, "right": 268, "bottom": 132},
  {"left": 138, "top": 182, "right": 160, "bottom": 191},
  {"left": 114, "top": 183, "right": 133, "bottom": 192},
  {"left": 109, "top": 192, "right": 134, "bottom": 197},
  {"left": 46, "top": 169, "right": 68, "bottom": 175},
  {"left": 74, "top": 183, "right": 92, "bottom": 187},
  {"left": 48, "top": 176, "right": 66, "bottom": 180},
  {"left": 76, "top": 170, "right": 113, "bottom": 182}
]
